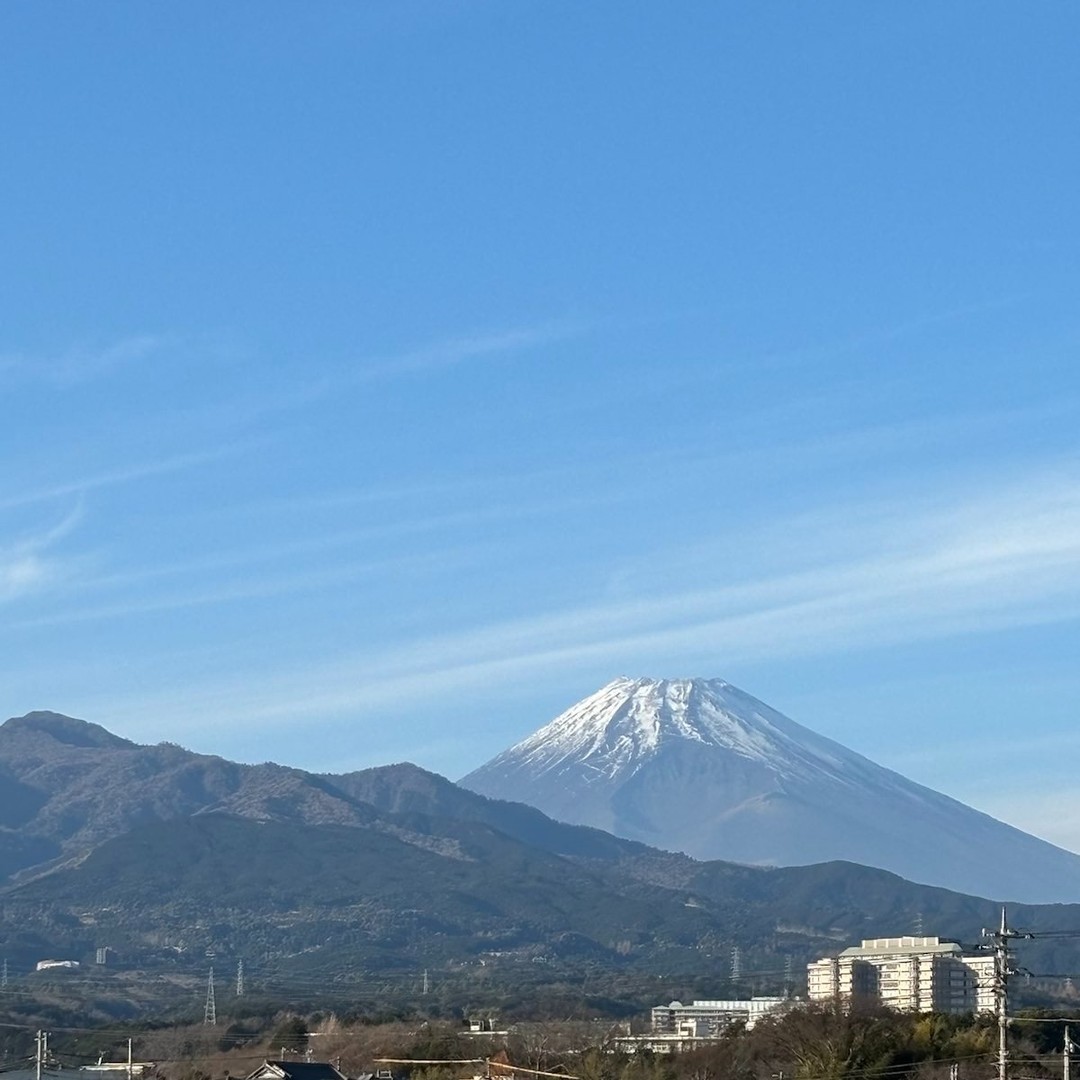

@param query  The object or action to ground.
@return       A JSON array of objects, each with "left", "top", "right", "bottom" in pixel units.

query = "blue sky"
[{"left": 4, "top": 2, "right": 1080, "bottom": 847}]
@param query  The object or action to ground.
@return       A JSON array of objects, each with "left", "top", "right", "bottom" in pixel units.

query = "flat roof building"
[
  {"left": 651, "top": 996, "right": 791, "bottom": 1034},
  {"left": 808, "top": 936, "right": 995, "bottom": 1015}
]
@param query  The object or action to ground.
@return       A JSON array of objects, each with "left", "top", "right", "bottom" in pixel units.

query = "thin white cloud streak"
[
  {"left": 158, "top": 322, "right": 581, "bottom": 441},
  {"left": 747, "top": 293, "right": 1031, "bottom": 374},
  {"left": 0, "top": 501, "right": 85, "bottom": 604},
  {"left": 0, "top": 555, "right": 51, "bottom": 603},
  {"left": 96, "top": 464, "right": 1080, "bottom": 736},
  {"left": 0, "top": 335, "right": 169, "bottom": 388},
  {"left": 7, "top": 499, "right": 85, "bottom": 553},
  {"left": 0, "top": 445, "right": 251, "bottom": 513},
  {"left": 0, "top": 446, "right": 254, "bottom": 607},
  {"left": 352, "top": 325, "right": 572, "bottom": 380},
  {"left": 213, "top": 400, "right": 1061, "bottom": 535},
  {"left": 4, "top": 491, "right": 617, "bottom": 629},
  {"left": 9, "top": 548, "right": 479, "bottom": 630}
]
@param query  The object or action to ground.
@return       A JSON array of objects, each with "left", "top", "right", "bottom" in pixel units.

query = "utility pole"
[
  {"left": 204, "top": 967, "right": 216, "bottom": 1026},
  {"left": 236, "top": 958, "right": 245, "bottom": 997},
  {"left": 35, "top": 1030, "right": 49, "bottom": 1080},
  {"left": 1065, "top": 1025, "right": 1073, "bottom": 1080},
  {"left": 982, "top": 906, "right": 1031, "bottom": 1080},
  {"left": 127, "top": 1038, "right": 133, "bottom": 1080}
]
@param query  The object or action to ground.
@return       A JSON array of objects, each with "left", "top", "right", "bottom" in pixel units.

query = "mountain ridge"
[{"left": 3, "top": 707, "right": 1080, "bottom": 1010}]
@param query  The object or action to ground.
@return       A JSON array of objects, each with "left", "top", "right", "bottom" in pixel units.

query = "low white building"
[
  {"left": 650, "top": 996, "right": 791, "bottom": 1035},
  {"left": 35, "top": 959, "right": 80, "bottom": 972},
  {"left": 808, "top": 936, "right": 995, "bottom": 1015}
]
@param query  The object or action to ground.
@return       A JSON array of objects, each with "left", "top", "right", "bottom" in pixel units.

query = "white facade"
[
  {"left": 807, "top": 936, "right": 995, "bottom": 1015},
  {"left": 650, "top": 996, "right": 790, "bottom": 1034}
]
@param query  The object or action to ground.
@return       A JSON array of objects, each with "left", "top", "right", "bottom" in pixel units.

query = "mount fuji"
[{"left": 461, "top": 676, "right": 1080, "bottom": 903}]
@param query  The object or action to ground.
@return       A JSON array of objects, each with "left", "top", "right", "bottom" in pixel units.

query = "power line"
[
  {"left": 978, "top": 908, "right": 1080, "bottom": 1080},
  {"left": 983, "top": 908, "right": 1025, "bottom": 1080}
]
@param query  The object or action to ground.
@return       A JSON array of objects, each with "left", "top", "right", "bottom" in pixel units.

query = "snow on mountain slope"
[{"left": 461, "top": 677, "right": 1080, "bottom": 903}]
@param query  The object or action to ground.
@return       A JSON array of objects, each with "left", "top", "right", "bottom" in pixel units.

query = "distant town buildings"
[{"left": 808, "top": 936, "right": 995, "bottom": 1014}]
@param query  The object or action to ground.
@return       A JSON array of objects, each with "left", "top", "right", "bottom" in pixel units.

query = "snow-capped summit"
[
  {"left": 489, "top": 676, "right": 868, "bottom": 784},
  {"left": 462, "top": 677, "right": 1080, "bottom": 903}
]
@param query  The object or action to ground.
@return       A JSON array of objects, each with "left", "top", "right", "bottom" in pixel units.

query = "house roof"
[{"left": 245, "top": 1061, "right": 347, "bottom": 1080}]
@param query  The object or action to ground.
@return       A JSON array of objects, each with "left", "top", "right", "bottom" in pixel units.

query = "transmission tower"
[
  {"left": 236, "top": 959, "right": 245, "bottom": 997},
  {"left": 2, "top": 959, "right": 7, "bottom": 989},
  {"left": 204, "top": 967, "right": 217, "bottom": 1026},
  {"left": 784, "top": 956, "right": 794, "bottom": 995},
  {"left": 730, "top": 946, "right": 741, "bottom": 982},
  {"left": 422, "top": 968, "right": 429, "bottom": 995}
]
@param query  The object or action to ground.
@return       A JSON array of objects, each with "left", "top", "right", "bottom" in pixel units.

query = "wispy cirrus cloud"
[
  {"left": 352, "top": 324, "right": 577, "bottom": 379},
  {"left": 90, "top": 460, "right": 1080, "bottom": 740},
  {"left": 0, "top": 501, "right": 85, "bottom": 604},
  {"left": 0, "top": 554, "right": 52, "bottom": 602},
  {"left": 0, "top": 334, "right": 170, "bottom": 388},
  {"left": 0, "top": 444, "right": 252, "bottom": 513},
  {"left": 10, "top": 546, "right": 486, "bottom": 630},
  {"left": 0, "top": 444, "right": 256, "bottom": 604},
  {"left": 287, "top": 322, "right": 581, "bottom": 403},
  {"left": 154, "top": 322, "right": 583, "bottom": 437},
  {"left": 2, "top": 486, "right": 621, "bottom": 632}
]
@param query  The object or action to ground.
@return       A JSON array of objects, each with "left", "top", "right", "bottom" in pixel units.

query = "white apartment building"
[
  {"left": 807, "top": 936, "right": 996, "bottom": 1015},
  {"left": 650, "top": 996, "right": 791, "bottom": 1034}
]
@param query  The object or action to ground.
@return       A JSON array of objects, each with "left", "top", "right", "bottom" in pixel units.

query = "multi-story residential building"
[{"left": 807, "top": 936, "right": 995, "bottom": 1015}]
